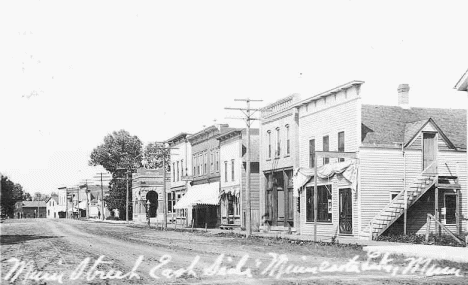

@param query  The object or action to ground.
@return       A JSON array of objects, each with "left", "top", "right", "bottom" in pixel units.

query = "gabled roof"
[
  {"left": 403, "top": 120, "right": 427, "bottom": 146},
  {"left": 361, "top": 105, "right": 467, "bottom": 149},
  {"left": 454, "top": 68, "right": 468, "bottom": 91}
]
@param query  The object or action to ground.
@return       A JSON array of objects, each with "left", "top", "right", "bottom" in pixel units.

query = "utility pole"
[
  {"left": 99, "top": 172, "right": 105, "bottom": 220},
  {"left": 153, "top": 143, "right": 178, "bottom": 231},
  {"left": 85, "top": 180, "right": 89, "bottom": 219},
  {"left": 65, "top": 188, "right": 68, "bottom": 219},
  {"left": 225, "top": 98, "right": 262, "bottom": 237},
  {"left": 126, "top": 171, "right": 129, "bottom": 223}
]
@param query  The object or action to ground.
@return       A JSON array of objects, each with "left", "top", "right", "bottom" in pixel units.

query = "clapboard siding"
[
  {"left": 299, "top": 98, "right": 360, "bottom": 169},
  {"left": 241, "top": 166, "right": 260, "bottom": 227},
  {"left": 360, "top": 147, "right": 466, "bottom": 235},
  {"left": 359, "top": 148, "right": 423, "bottom": 232}
]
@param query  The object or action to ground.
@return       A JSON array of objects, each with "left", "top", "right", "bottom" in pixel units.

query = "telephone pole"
[
  {"left": 154, "top": 142, "right": 178, "bottom": 230},
  {"left": 225, "top": 98, "right": 262, "bottom": 237},
  {"left": 96, "top": 172, "right": 107, "bottom": 220}
]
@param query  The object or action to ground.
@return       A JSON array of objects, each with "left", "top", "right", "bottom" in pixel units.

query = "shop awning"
[
  {"left": 293, "top": 159, "right": 358, "bottom": 197},
  {"left": 174, "top": 182, "right": 220, "bottom": 209},
  {"left": 220, "top": 186, "right": 240, "bottom": 198}
]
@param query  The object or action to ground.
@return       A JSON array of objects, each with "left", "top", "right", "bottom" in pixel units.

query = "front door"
[
  {"left": 423, "top": 132, "right": 437, "bottom": 174},
  {"left": 339, "top": 188, "right": 353, "bottom": 234}
]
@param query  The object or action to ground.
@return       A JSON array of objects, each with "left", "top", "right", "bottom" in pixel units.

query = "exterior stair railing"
[{"left": 367, "top": 161, "right": 438, "bottom": 240}]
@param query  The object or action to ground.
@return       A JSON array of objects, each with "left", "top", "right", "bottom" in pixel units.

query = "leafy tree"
[
  {"left": 1, "top": 176, "right": 24, "bottom": 217},
  {"left": 89, "top": 130, "right": 143, "bottom": 219},
  {"left": 143, "top": 142, "right": 171, "bottom": 171},
  {"left": 22, "top": 192, "right": 32, "bottom": 201}
]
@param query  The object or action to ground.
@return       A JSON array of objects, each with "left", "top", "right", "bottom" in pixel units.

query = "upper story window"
[
  {"left": 210, "top": 153, "right": 214, "bottom": 173},
  {"left": 338, "top": 131, "right": 345, "bottom": 162},
  {"left": 172, "top": 162, "right": 176, "bottom": 182},
  {"left": 193, "top": 155, "right": 196, "bottom": 176},
  {"left": 231, "top": 159, "right": 235, "bottom": 181},
  {"left": 176, "top": 161, "right": 180, "bottom": 181},
  {"left": 204, "top": 153, "right": 207, "bottom": 175},
  {"left": 181, "top": 159, "right": 184, "bottom": 177},
  {"left": 276, "top": 128, "right": 280, "bottom": 157},
  {"left": 267, "top": 131, "right": 271, "bottom": 159},
  {"left": 215, "top": 151, "right": 219, "bottom": 172},
  {"left": 224, "top": 161, "right": 228, "bottom": 182},
  {"left": 323, "top": 135, "right": 329, "bottom": 164},
  {"left": 309, "top": 139, "right": 315, "bottom": 168},
  {"left": 286, "top": 125, "right": 290, "bottom": 155}
]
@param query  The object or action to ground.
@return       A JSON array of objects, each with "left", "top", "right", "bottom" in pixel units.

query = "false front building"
[
  {"left": 174, "top": 124, "right": 233, "bottom": 228},
  {"left": 217, "top": 128, "right": 260, "bottom": 229}
]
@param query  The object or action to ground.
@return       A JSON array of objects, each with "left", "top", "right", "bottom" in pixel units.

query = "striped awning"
[{"left": 174, "top": 182, "right": 220, "bottom": 209}]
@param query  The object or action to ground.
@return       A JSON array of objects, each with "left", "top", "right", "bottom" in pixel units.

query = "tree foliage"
[
  {"left": 89, "top": 129, "right": 143, "bottom": 173},
  {"left": 143, "top": 142, "right": 171, "bottom": 171},
  {"left": 1, "top": 176, "right": 24, "bottom": 217},
  {"left": 89, "top": 130, "right": 143, "bottom": 219}
]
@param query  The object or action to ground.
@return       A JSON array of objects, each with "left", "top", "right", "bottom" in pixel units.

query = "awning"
[
  {"left": 220, "top": 185, "right": 240, "bottom": 198},
  {"left": 293, "top": 159, "right": 358, "bottom": 197},
  {"left": 174, "top": 182, "right": 220, "bottom": 209}
]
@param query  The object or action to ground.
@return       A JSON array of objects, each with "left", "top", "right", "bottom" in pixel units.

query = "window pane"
[
  {"left": 338, "top": 131, "right": 345, "bottom": 162},
  {"left": 323, "top": 136, "right": 329, "bottom": 164},
  {"left": 309, "top": 139, "right": 315, "bottom": 168}
]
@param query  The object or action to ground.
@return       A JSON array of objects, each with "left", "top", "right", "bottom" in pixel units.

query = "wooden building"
[
  {"left": 291, "top": 81, "right": 467, "bottom": 240},
  {"left": 174, "top": 124, "right": 234, "bottom": 228},
  {"left": 259, "top": 94, "right": 301, "bottom": 232},
  {"left": 217, "top": 128, "right": 260, "bottom": 229}
]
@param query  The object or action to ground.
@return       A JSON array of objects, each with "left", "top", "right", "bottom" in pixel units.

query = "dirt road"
[{"left": 1, "top": 219, "right": 467, "bottom": 284}]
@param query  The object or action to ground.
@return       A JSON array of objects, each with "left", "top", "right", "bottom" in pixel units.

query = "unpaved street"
[{"left": 1, "top": 219, "right": 467, "bottom": 284}]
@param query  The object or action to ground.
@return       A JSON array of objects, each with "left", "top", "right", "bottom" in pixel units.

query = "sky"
[{"left": 1, "top": 0, "right": 467, "bottom": 194}]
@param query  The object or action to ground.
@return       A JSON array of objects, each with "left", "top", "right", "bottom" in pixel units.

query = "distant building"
[
  {"left": 132, "top": 168, "right": 170, "bottom": 224},
  {"left": 166, "top": 132, "right": 192, "bottom": 226},
  {"left": 46, "top": 195, "right": 60, "bottom": 218},
  {"left": 14, "top": 201, "right": 47, "bottom": 218},
  {"left": 174, "top": 124, "right": 234, "bottom": 228}
]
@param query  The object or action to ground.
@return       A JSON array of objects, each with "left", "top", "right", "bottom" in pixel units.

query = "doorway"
[
  {"left": 339, "top": 188, "right": 352, "bottom": 234},
  {"left": 423, "top": 132, "right": 437, "bottom": 174}
]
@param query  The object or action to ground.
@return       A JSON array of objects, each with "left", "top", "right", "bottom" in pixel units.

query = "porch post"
[
  {"left": 435, "top": 187, "right": 439, "bottom": 236},
  {"left": 456, "top": 189, "right": 460, "bottom": 236}
]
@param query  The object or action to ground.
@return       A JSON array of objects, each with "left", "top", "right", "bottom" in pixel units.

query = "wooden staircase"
[{"left": 366, "top": 175, "right": 437, "bottom": 240}]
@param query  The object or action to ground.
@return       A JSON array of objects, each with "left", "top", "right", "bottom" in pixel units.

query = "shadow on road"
[{"left": 0, "top": 235, "right": 62, "bottom": 245}]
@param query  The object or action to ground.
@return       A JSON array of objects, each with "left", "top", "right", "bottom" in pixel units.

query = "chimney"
[{"left": 397, "top": 84, "right": 410, "bottom": 109}]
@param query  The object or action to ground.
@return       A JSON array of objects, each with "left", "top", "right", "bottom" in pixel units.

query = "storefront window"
[{"left": 306, "top": 185, "right": 332, "bottom": 222}]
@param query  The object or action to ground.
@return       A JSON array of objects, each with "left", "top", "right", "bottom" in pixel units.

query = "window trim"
[
  {"left": 285, "top": 124, "right": 290, "bottom": 156},
  {"left": 267, "top": 130, "right": 272, "bottom": 159},
  {"left": 275, "top": 127, "right": 281, "bottom": 157},
  {"left": 231, "top": 159, "right": 235, "bottom": 181}
]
